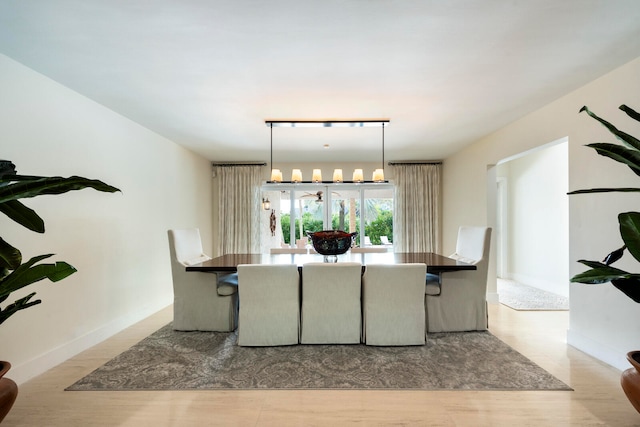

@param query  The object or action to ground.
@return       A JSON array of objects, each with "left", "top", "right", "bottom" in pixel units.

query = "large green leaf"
[
  {"left": 586, "top": 143, "right": 640, "bottom": 177},
  {"left": 611, "top": 278, "right": 640, "bottom": 303},
  {"left": 577, "top": 259, "right": 625, "bottom": 270},
  {"left": 0, "top": 199, "right": 45, "bottom": 232},
  {"left": 602, "top": 245, "right": 626, "bottom": 265},
  {"left": 571, "top": 268, "right": 640, "bottom": 302},
  {"left": 580, "top": 106, "right": 640, "bottom": 150},
  {"left": 0, "top": 162, "right": 119, "bottom": 322},
  {"left": 570, "top": 260, "right": 630, "bottom": 284},
  {"left": 568, "top": 187, "right": 640, "bottom": 195},
  {"left": 0, "top": 237, "right": 21, "bottom": 270},
  {"left": 0, "top": 254, "right": 76, "bottom": 298},
  {"left": 0, "top": 160, "right": 16, "bottom": 181},
  {"left": 0, "top": 175, "right": 120, "bottom": 204},
  {"left": 620, "top": 104, "right": 640, "bottom": 123},
  {"left": 619, "top": 212, "right": 640, "bottom": 262},
  {"left": 0, "top": 292, "right": 41, "bottom": 326},
  {"left": 570, "top": 106, "right": 640, "bottom": 304}
]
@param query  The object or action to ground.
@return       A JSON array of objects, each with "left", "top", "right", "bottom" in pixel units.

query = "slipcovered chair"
[
  {"left": 167, "top": 229, "right": 238, "bottom": 332},
  {"left": 426, "top": 226, "right": 492, "bottom": 332},
  {"left": 237, "top": 264, "right": 300, "bottom": 346},
  {"left": 300, "top": 262, "right": 362, "bottom": 344},
  {"left": 362, "top": 263, "right": 427, "bottom": 345}
]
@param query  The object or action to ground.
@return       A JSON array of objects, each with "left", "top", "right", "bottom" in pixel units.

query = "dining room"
[{"left": 1, "top": 1, "right": 640, "bottom": 424}]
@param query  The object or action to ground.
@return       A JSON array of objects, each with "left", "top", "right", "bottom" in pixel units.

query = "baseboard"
[
  {"left": 10, "top": 301, "right": 172, "bottom": 385},
  {"left": 566, "top": 328, "right": 628, "bottom": 372}
]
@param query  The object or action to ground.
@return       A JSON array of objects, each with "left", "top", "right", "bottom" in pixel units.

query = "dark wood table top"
[{"left": 186, "top": 252, "right": 476, "bottom": 274}]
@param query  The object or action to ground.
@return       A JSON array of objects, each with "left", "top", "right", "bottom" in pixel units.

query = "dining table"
[{"left": 185, "top": 252, "right": 476, "bottom": 274}]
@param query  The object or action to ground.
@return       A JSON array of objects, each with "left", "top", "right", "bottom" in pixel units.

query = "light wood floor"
[{"left": 3, "top": 303, "right": 639, "bottom": 426}]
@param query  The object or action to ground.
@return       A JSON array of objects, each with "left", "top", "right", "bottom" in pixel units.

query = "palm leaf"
[
  {"left": 0, "top": 175, "right": 120, "bottom": 204},
  {"left": 620, "top": 104, "right": 640, "bottom": 123},
  {"left": 571, "top": 106, "right": 640, "bottom": 304},
  {"left": 568, "top": 187, "right": 640, "bottom": 195},
  {"left": 0, "top": 237, "right": 21, "bottom": 270},
  {"left": 0, "top": 254, "right": 76, "bottom": 299},
  {"left": 0, "top": 292, "right": 41, "bottom": 326},
  {"left": 586, "top": 143, "right": 640, "bottom": 177},
  {"left": 0, "top": 199, "right": 45, "bottom": 232},
  {"left": 580, "top": 106, "right": 640, "bottom": 150},
  {"left": 0, "top": 161, "right": 119, "bottom": 323}
]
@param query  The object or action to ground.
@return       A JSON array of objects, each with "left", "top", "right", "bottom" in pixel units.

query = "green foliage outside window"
[
  {"left": 365, "top": 210, "right": 393, "bottom": 245},
  {"left": 280, "top": 213, "right": 323, "bottom": 243},
  {"left": 280, "top": 208, "right": 393, "bottom": 246},
  {"left": 303, "top": 213, "right": 324, "bottom": 235}
]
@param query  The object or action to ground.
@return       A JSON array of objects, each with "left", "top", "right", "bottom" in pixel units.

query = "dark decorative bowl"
[{"left": 307, "top": 230, "right": 357, "bottom": 256}]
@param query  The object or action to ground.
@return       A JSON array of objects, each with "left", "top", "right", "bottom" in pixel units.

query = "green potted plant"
[
  {"left": 0, "top": 160, "right": 119, "bottom": 422},
  {"left": 568, "top": 104, "right": 640, "bottom": 413}
]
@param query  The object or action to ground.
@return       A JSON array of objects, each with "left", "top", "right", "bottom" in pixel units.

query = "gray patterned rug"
[
  {"left": 66, "top": 324, "right": 571, "bottom": 391},
  {"left": 498, "top": 279, "right": 569, "bottom": 311}
]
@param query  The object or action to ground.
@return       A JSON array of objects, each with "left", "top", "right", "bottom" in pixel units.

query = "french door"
[{"left": 262, "top": 183, "right": 393, "bottom": 249}]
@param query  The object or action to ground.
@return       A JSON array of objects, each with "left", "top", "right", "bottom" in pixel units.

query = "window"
[{"left": 261, "top": 183, "right": 394, "bottom": 251}]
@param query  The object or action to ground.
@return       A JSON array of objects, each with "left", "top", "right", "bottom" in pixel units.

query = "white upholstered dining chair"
[
  {"left": 300, "top": 262, "right": 362, "bottom": 344},
  {"left": 167, "top": 228, "right": 238, "bottom": 332},
  {"left": 237, "top": 264, "right": 300, "bottom": 346},
  {"left": 362, "top": 263, "right": 427, "bottom": 345},
  {"left": 426, "top": 226, "right": 492, "bottom": 333}
]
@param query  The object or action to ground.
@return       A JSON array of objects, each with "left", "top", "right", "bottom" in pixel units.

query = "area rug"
[
  {"left": 498, "top": 279, "right": 569, "bottom": 311},
  {"left": 66, "top": 324, "right": 571, "bottom": 391}
]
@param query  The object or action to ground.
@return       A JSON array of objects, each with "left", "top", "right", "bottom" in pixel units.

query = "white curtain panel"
[
  {"left": 213, "top": 165, "right": 263, "bottom": 254},
  {"left": 393, "top": 163, "right": 442, "bottom": 253}
]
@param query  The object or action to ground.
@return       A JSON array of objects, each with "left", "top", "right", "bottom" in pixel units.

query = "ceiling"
[{"left": 1, "top": 1, "right": 639, "bottom": 163}]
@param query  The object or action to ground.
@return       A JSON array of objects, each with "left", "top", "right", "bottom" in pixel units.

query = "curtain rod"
[
  {"left": 211, "top": 162, "right": 267, "bottom": 167},
  {"left": 388, "top": 161, "right": 442, "bottom": 165}
]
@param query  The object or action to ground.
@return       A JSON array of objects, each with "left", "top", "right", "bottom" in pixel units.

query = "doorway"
[{"left": 494, "top": 138, "right": 570, "bottom": 309}]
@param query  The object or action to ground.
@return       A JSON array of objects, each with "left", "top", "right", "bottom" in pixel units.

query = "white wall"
[
  {"left": 443, "top": 56, "right": 640, "bottom": 370},
  {"left": 498, "top": 142, "right": 569, "bottom": 297},
  {"left": 0, "top": 54, "right": 213, "bottom": 384}
]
